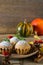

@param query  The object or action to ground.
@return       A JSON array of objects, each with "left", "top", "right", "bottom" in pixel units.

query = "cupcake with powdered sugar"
[{"left": 15, "top": 40, "right": 31, "bottom": 55}]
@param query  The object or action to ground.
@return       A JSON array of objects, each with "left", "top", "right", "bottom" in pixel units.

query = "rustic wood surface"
[{"left": 0, "top": 0, "right": 43, "bottom": 33}]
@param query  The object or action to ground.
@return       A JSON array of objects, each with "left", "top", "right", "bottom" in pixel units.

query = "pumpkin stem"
[
  {"left": 34, "top": 31, "right": 38, "bottom": 35},
  {"left": 24, "top": 19, "right": 27, "bottom": 24}
]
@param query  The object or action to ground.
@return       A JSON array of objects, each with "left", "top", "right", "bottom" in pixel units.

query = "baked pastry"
[
  {"left": 0, "top": 41, "right": 12, "bottom": 54},
  {"left": 10, "top": 37, "right": 19, "bottom": 46},
  {"left": 15, "top": 40, "right": 31, "bottom": 55}
]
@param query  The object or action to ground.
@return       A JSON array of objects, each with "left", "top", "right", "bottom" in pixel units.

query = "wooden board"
[
  {"left": 10, "top": 50, "right": 38, "bottom": 59},
  {"left": 0, "top": 33, "right": 43, "bottom": 59},
  {"left": 0, "top": 34, "right": 39, "bottom": 59},
  {"left": 0, "top": 50, "right": 38, "bottom": 59}
]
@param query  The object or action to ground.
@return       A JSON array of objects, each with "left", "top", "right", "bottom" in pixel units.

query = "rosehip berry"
[
  {"left": 38, "top": 40, "right": 43, "bottom": 43},
  {"left": 2, "top": 51, "right": 9, "bottom": 56},
  {"left": 8, "top": 35, "right": 13, "bottom": 39}
]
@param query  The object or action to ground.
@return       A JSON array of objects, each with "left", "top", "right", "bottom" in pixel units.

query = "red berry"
[
  {"left": 38, "top": 39, "right": 43, "bottom": 43},
  {"left": 34, "top": 40, "right": 37, "bottom": 43},
  {"left": 34, "top": 39, "right": 43, "bottom": 44},
  {"left": 2, "top": 51, "right": 9, "bottom": 56},
  {"left": 8, "top": 35, "right": 13, "bottom": 39}
]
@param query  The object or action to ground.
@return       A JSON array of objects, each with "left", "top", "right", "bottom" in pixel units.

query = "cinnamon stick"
[{"left": 34, "top": 55, "right": 43, "bottom": 62}]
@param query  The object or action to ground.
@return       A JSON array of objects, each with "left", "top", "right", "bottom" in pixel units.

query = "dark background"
[{"left": 0, "top": 0, "right": 43, "bottom": 33}]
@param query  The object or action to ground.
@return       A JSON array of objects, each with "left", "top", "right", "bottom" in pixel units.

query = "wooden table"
[
  {"left": 0, "top": 55, "right": 43, "bottom": 65},
  {"left": 0, "top": 34, "right": 43, "bottom": 65}
]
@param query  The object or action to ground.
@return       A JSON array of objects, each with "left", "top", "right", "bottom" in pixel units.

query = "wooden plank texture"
[{"left": 0, "top": 0, "right": 43, "bottom": 33}]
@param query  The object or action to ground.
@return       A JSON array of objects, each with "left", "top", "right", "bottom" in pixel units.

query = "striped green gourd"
[{"left": 17, "top": 19, "right": 33, "bottom": 37}]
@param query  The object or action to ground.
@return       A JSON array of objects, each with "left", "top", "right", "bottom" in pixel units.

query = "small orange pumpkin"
[{"left": 31, "top": 18, "right": 43, "bottom": 35}]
